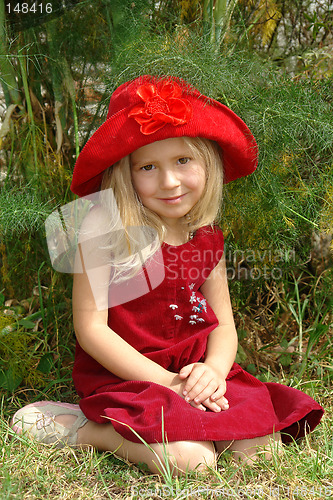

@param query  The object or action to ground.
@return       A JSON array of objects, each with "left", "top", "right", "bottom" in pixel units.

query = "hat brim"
[{"left": 71, "top": 93, "right": 258, "bottom": 197}]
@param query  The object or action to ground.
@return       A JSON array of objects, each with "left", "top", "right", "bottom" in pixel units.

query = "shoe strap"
[{"left": 63, "top": 413, "right": 89, "bottom": 445}]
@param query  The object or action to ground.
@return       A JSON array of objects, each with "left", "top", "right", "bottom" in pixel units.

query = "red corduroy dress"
[{"left": 73, "top": 225, "right": 324, "bottom": 444}]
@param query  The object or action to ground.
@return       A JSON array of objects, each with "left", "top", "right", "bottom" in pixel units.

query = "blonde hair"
[{"left": 98, "top": 137, "right": 224, "bottom": 281}]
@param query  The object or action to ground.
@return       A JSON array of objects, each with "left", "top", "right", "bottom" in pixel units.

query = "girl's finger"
[
  {"left": 178, "top": 363, "right": 194, "bottom": 380},
  {"left": 191, "top": 380, "right": 219, "bottom": 405},
  {"left": 201, "top": 398, "right": 222, "bottom": 413},
  {"left": 184, "top": 376, "right": 208, "bottom": 399},
  {"left": 214, "top": 396, "right": 229, "bottom": 410},
  {"left": 210, "top": 386, "right": 227, "bottom": 402},
  {"left": 185, "top": 376, "right": 216, "bottom": 403},
  {"left": 189, "top": 400, "right": 206, "bottom": 412},
  {"left": 183, "top": 366, "right": 207, "bottom": 395}
]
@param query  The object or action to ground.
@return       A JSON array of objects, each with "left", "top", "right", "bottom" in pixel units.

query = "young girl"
[{"left": 12, "top": 75, "right": 324, "bottom": 474}]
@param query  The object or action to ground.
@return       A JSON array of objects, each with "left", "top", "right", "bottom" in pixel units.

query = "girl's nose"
[{"left": 159, "top": 169, "right": 181, "bottom": 189}]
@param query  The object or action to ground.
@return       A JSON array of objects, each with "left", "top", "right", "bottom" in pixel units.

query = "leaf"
[
  {"left": 17, "top": 319, "right": 36, "bottom": 329},
  {"left": 25, "top": 311, "right": 43, "bottom": 321},
  {"left": 280, "top": 338, "right": 289, "bottom": 349},
  {"left": 237, "top": 329, "right": 247, "bottom": 340},
  {"left": 235, "top": 344, "right": 247, "bottom": 364},
  {"left": 288, "top": 304, "right": 298, "bottom": 322},
  {"left": 0, "top": 368, "right": 23, "bottom": 392},
  {"left": 246, "top": 363, "right": 256, "bottom": 374},
  {"left": 279, "top": 353, "right": 293, "bottom": 367},
  {"left": 37, "top": 353, "right": 54, "bottom": 374}
]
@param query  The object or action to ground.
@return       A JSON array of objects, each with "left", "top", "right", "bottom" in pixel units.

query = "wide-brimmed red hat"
[{"left": 71, "top": 75, "right": 258, "bottom": 197}]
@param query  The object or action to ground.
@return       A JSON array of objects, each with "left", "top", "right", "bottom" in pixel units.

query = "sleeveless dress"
[{"left": 73, "top": 225, "right": 324, "bottom": 444}]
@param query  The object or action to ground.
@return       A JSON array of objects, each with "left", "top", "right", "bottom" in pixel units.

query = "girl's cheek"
[{"left": 186, "top": 168, "right": 206, "bottom": 187}]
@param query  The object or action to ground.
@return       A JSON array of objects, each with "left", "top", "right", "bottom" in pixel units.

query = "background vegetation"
[{"left": 0, "top": 0, "right": 332, "bottom": 497}]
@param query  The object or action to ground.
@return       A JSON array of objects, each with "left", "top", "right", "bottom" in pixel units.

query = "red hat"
[{"left": 71, "top": 75, "right": 258, "bottom": 197}]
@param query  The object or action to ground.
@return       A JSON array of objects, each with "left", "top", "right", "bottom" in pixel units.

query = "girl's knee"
[
  {"left": 224, "top": 432, "right": 282, "bottom": 465},
  {"left": 165, "top": 440, "right": 216, "bottom": 473}
]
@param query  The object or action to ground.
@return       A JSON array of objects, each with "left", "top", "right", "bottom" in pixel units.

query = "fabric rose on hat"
[{"left": 128, "top": 80, "right": 192, "bottom": 135}]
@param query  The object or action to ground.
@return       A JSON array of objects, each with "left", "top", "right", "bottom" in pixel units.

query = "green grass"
[{"left": 1, "top": 386, "right": 331, "bottom": 499}]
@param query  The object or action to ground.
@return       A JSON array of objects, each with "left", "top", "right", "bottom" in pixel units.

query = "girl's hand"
[
  {"left": 166, "top": 373, "right": 207, "bottom": 412},
  {"left": 179, "top": 363, "right": 229, "bottom": 412}
]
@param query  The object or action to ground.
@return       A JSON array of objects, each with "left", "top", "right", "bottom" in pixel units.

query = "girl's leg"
[
  {"left": 12, "top": 404, "right": 216, "bottom": 475},
  {"left": 215, "top": 432, "right": 282, "bottom": 465},
  {"left": 77, "top": 420, "right": 216, "bottom": 475}
]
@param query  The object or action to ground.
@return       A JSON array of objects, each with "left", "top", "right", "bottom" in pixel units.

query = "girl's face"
[{"left": 131, "top": 137, "right": 206, "bottom": 228}]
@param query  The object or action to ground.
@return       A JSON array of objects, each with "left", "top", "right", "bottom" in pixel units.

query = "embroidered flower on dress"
[
  {"left": 189, "top": 283, "right": 195, "bottom": 290},
  {"left": 169, "top": 304, "right": 178, "bottom": 310},
  {"left": 193, "top": 299, "right": 207, "bottom": 314},
  {"left": 189, "top": 293, "right": 197, "bottom": 304},
  {"left": 189, "top": 320, "right": 196, "bottom": 325},
  {"left": 174, "top": 315, "right": 183, "bottom": 320},
  {"left": 200, "top": 298, "right": 207, "bottom": 310},
  {"left": 128, "top": 80, "right": 192, "bottom": 135}
]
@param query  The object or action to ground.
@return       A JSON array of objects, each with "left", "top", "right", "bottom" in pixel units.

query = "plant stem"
[
  {"left": 19, "top": 54, "right": 38, "bottom": 174},
  {"left": 0, "top": 2, "right": 22, "bottom": 105},
  {"left": 37, "top": 262, "right": 47, "bottom": 330}
]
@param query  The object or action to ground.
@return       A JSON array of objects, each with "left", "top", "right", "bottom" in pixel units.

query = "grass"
[{"left": 1, "top": 388, "right": 332, "bottom": 499}]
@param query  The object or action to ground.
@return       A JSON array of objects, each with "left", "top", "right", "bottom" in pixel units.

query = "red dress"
[{"left": 73, "top": 225, "right": 323, "bottom": 444}]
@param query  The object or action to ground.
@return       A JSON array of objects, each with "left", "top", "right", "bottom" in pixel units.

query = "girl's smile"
[
  {"left": 131, "top": 137, "right": 206, "bottom": 228},
  {"left": 158, "top": 193, "right": 187, "bottom": 204}
]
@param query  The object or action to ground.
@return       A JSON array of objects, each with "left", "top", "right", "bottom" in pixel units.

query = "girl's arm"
[
  {"left": 73, "top": 256, "right": 174, "bottom": 385},
  {"left": 202, "top": 253, "right": 238, "bottom": 378},
  {"left": 179, "top": 254, "right": 238, "bottom": 409}
]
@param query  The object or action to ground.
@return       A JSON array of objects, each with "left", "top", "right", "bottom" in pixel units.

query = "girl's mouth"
[{"left": 158, "top": 194, "right": 186, "bottom": 204}]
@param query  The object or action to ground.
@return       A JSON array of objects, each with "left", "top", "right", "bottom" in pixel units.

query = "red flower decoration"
[{"left": 128, "top": 80, "right": 192, "bottom": 135}]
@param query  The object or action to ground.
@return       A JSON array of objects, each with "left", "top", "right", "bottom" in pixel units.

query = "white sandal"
[{"left": 11, "top": 401, "right": 88, "bottom": 448}]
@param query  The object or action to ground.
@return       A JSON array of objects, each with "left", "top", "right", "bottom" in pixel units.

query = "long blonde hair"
[{"left": 98, "top": 137, "right": 224, "bottom": 282}]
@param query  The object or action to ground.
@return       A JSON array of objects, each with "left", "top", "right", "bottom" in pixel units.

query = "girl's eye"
[
  {"left": 141, "top": 164, "right": 155, "bottom": 171},
  {"left": 178, "top": 157, "right": 190, "bottom": 165}
]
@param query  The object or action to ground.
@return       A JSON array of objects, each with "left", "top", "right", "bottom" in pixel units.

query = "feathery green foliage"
[{"left": 0, "top": 187, "right": 52, "bottom": 236}]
